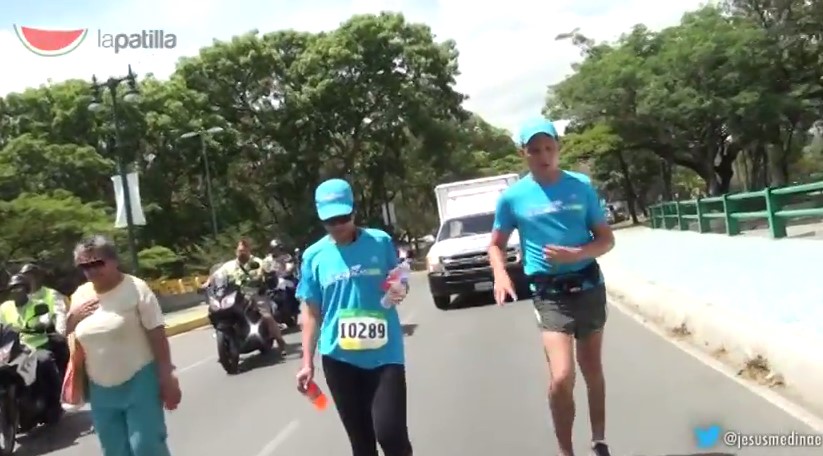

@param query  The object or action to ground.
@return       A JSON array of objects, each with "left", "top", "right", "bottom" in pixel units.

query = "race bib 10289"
[{"left": 337, "top": 309, "right": 388, "bottom": 351}]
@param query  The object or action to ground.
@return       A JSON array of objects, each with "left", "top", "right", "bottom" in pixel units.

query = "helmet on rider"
[
  {"left": 7, "top": 274, "right": 30, "bottom": 294},
  {"left": 19, "top": 263, "right": 45, "bottom": 289},
  {"left": 269, "top": 239, "right": 285, "bottom": 254},
  {"left": 19, "top": 263, "right": 42, "bottom": 276}
]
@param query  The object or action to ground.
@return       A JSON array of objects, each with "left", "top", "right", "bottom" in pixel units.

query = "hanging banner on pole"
[
  {"left": 381, "top": 202, "right": 396, "bottom": 226},
  {"left": 111, "top": 172, "right": 147, "bottom": 228}
]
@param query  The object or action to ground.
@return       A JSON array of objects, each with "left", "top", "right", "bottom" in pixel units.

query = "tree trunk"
[
  {"left": 660, "top": 159, "right": 673, "bottom": 201},
  {"left": 613, "top": 150, "right": 639, "bottom": 223},
  {"left": 713, "top": 152, "right": 736, "bottom": 195}
]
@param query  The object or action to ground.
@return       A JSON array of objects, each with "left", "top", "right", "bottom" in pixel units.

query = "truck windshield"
[{"left": 436, "top": 213, "right": 495, "bottom": 242}]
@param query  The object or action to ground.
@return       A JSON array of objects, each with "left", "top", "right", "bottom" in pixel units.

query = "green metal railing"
[{"left": 649, "top": 181, "right": 823, "bottom": 238}]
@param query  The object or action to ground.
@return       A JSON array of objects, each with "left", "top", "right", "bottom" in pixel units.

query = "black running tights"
[{"left": 322, "top": 356, "right": 413, "bottom": 456}]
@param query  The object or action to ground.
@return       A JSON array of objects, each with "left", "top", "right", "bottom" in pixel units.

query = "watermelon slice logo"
[{"left": 13, "top": 25, "right": 88, "bottom": 56}]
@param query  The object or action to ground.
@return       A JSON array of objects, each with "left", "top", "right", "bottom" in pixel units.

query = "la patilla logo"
[{"left": 14, "top": 25, "right": 178, "bottom": 56}]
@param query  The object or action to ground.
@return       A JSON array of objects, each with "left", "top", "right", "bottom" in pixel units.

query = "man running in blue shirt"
[
  {"left": 296, "top": 178, "right": 413, "bottom": 456},
  {"left": 488, "top": 118, "right": 615, "bottom": 456}
]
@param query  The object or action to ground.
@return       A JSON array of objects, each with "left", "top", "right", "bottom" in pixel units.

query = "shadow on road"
[
  {"left": 16, "top": 410, "right": 94, "bottom": 455},
  {"left": 446, "top": 288, "right": 534, "bottom": 311},
  {"left": 446, "top": 292, "right": 496, "bottom": 310},
  {"left": 239, "top": 349, "right": 287, "bottom": 373},
  {"left": 402, "top": 323, "right": 418, "bottom": 336}
]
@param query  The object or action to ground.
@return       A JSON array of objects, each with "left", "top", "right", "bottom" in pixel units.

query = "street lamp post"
[
  {"left": 180, "top": 126, "right": 224, "bottom": 238},
  {"left": 89, "top": 65, "right": 142, "bottom": 274}
]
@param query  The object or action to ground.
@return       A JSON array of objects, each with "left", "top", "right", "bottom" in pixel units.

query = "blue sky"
[{"left": 1, "top": 0, "right": 706, "bottom": 134}]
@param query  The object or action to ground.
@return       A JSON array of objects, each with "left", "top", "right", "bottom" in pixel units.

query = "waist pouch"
[{"left": 529, "top": 261, "right": 601, "bottom": 297}]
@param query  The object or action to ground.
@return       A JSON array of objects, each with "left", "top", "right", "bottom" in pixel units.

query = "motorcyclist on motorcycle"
[
  {"left": 209, "top": 239, "right": 287, "bottom": 352},
  {"left": 0, "top": 274, "right": 64, "bottom": 423},
  {"left": 262, "top": 239, "right": 293, "bottom": 275},
  {"left": 19, "top": 263, "right": 69, "bottom": 377},
  {"left": 263, "top": 239, "right": 300, "bottom": 317}
]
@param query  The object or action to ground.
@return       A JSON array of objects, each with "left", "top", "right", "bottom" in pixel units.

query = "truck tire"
[{"left": 433, "top": 295, "right": 451, "bottom": 310}]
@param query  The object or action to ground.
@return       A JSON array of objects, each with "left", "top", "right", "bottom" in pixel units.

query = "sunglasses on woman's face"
[
  {"left": 77, "top": 260, "right": 106, "bottom": 271},
  {"left": 323, "top": 214, "right": 352, "bottom": 226}
]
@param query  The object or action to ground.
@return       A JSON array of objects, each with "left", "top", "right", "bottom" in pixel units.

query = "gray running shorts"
[{"left": 532, "top": 284, "right": 607, "bottom": 339}]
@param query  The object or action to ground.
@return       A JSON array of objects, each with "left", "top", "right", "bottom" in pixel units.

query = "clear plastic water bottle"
[{"left": 380, "top": 260, "right": 411, "bottom": 308}]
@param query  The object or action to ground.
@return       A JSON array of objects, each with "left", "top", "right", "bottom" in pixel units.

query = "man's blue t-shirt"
[
  {"left": 296, "top": 228, "right": 404, "bottom": 369},
  {"left": 493, "top": 171, "right": 606, "bottom": 277}
]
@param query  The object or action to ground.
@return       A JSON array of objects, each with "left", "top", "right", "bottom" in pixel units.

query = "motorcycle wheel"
[
  {"left": 0, "top": 393, "right": 18, "bottom": 456},
  {"left": 216, "top": 332, "right": 240, "bottom": 375}
]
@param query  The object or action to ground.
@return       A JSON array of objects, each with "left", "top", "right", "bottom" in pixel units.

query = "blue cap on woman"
[{"left": 315, "top": 179, "right": 354, "bottom": 221}]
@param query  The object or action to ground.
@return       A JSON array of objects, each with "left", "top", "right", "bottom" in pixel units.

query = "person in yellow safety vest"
[
  {"left": 19, "top": 263, "right": 69, "bottom": 379},
  {"left": 0, "top": 274, "right": 65, "bottom": 423}
]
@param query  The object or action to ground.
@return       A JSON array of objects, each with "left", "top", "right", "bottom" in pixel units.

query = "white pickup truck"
[{"left": 425, "top": 174, "right": 526, "bottom": 310}]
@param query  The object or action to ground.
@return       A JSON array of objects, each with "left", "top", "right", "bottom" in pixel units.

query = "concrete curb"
[
  {"left": 600, "top": 256, "right": 823, "bottom": 416},
  {"left": 158, "top": 292, "right": 204, "bottom": 314},
  {"left": 165, "top": 311, "right": 210, "bottom": 337}
]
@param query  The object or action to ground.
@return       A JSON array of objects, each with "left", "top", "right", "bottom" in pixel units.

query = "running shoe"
[{"left": 591, "top": 442, "right": 611, "bottom": 456}]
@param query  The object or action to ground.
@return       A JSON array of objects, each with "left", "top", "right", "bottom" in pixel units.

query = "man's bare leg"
[
  {"left": 542, "top": 331, "right": 576, "bottom": 456},
  {"left": 265, "top": 316, "right": 287, "bottom": 352},
  {"left": 576, "top": 330, "right": 605, "bottom": 442}
]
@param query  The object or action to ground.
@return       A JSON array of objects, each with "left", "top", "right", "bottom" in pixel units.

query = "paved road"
[{"left": 16, "top": 274, "right": 823, "bottom": 455}]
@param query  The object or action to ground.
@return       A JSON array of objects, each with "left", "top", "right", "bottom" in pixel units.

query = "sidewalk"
[
  {"left": 600, "top": 226, "right": 823, "bottom": 415},
  {"left": 164, "top": 303, "right": 208, "bottom": 336}
]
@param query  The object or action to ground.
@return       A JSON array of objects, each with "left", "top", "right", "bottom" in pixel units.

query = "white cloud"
[{"left": 2, "top": 0, "right": 707, "bottom": 134}]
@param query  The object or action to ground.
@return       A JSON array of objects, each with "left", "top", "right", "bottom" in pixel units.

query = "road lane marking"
[
  {"left": 610, "top": 299, "right": 823, "bottom": 433},
  {"left": 252, "top": 419, "right": 300, "bottom": 456},
  {"left": 178, "top": 356, "right": 217, "bottom": 373}
]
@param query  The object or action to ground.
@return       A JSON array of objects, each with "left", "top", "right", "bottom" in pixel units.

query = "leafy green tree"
[
  {"left": 548, "top": 4, "right": 823, "bottom": 197},
  {"left": 0, "top": 191, "right": 114, "bottom": 269}
]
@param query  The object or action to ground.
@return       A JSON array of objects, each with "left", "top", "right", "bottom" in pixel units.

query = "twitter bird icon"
[{"left": 694, "top": 425, "right": 722, "bottom": 448}]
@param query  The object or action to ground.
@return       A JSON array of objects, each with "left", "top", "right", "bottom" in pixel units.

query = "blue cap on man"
[
  {"left": 517, "top": 118, "right": 559, "bottom": 146},
  {"left": 315, "top": 178, "right": 355, "bottom": 221}
]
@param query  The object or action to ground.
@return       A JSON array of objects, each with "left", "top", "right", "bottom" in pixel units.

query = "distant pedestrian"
[
  {"left": 489, "top": 118, "right": 615, "bottom": 456},
  {"left": 68, "top": 234, "right": 181, "bottom": 456}
]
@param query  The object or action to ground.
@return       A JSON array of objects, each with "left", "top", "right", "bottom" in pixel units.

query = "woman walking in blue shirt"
[{"left": 295, "top": 178, "right": 412, "bottom": 456}]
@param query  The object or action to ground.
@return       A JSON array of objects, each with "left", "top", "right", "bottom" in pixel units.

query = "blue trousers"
[{"left": 89, "top": 362, "right": 171, "bottom": 456}]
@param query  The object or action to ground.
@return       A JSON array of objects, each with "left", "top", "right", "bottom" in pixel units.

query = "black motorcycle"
[
  {"left": 0, "top": 305, "right": 62, "bottom": 455},
  {"left": 207, "top": 266, "right": 276, "bottom": 375}
]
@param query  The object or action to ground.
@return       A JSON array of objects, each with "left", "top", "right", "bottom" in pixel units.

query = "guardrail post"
[
  {"left": 695, "top": 197, "right": 709, "bottom": 233},
  {"left": 653, "top": 205, "right": 660, "bottom": 228},
  {"left": 661, "top": 203, "right": 672, "bottom": 229},
  {"left": 676, "top": 201, "right": 690, "bottom": 230},
  {"left": 674, "top": 201, "right": 683, "bottom": 230},
  {"left": 764, "top": 186, "right": 787, "bottom": 239},
  {"left": 722, "top": 194, "right": 740, "bottom": 236}
]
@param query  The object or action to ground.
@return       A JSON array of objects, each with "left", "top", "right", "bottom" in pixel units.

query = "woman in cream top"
[
  {"left": 72, "top": 276, "right": 164, "bottom": 386},
  {"left": 69, "top": 235, "right": 180, "bottom": 456}
]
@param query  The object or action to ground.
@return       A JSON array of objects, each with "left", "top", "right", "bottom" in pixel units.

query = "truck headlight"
[{"left": 426, "top": 256, "right": 445, "bottom": 273}]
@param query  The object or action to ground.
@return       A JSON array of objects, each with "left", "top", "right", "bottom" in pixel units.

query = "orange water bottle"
[{"left": 304, "top": 380, "right": 328, "bottom": 411}]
